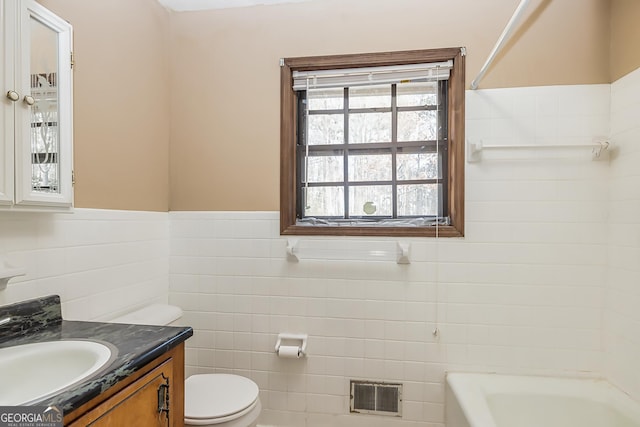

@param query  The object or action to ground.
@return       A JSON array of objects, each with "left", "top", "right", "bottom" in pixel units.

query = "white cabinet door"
[
  {"left": 15, "top": 0, "right": 73, "bottom": 208},
  {"left": 0, "top": 0, "right": 16, "bottom": 205},
  {"left": 1, "top": 0, "right": 73, "bottom": 210}
]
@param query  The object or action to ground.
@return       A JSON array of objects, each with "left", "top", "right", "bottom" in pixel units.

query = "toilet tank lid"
[{"left": 110, "top": 304, "right": 182, "bottom": 326}]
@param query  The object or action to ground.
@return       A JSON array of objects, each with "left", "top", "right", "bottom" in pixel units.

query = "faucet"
[{"left": 0, "top": 317, "right": 11, "bottom": 326}]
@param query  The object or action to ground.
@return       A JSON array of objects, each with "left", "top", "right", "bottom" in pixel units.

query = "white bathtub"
[{"left": 446, "top": 373, "right": 640, "bottom": 427}]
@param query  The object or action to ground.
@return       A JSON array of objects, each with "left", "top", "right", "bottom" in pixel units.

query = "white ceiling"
[{"left": 157, "top": 0, "right": 313, "bottom": 11}]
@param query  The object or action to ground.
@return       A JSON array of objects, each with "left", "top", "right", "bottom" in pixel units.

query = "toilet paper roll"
[{"left": 277, "top": 345, "right": 301, "bottom": 358}]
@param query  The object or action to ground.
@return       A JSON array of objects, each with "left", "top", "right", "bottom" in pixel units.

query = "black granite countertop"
[{"left": 0, "top": 295, "right": 193, "bottom": 415}]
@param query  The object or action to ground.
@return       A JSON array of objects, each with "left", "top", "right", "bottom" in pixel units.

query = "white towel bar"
[{"left": 467, "top": 139, "right": 610, "bottom": 162}]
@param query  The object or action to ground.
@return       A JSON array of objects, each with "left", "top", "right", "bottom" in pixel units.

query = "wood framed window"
[{"left": 280, "top": 48, "right": 465, "bottom": 237}]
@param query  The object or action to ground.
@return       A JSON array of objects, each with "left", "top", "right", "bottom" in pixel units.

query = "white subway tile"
[{"left": 161, "top": 79, "right": 640, "bottom": 423}]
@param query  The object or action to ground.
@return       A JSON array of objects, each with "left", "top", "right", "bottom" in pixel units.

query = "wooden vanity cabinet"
[{"left": 65, "top": 343, "right": 185, "bottom": 427}]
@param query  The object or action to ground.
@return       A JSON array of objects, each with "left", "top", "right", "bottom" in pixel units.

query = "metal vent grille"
[{"left": 350, "top": 380, "right": 402, "bottom": 416}]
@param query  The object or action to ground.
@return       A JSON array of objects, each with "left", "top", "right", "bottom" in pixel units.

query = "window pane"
[
  {"left": 349, "top": 185, "right": 392, "bottom": 216},
  {"left": 308, "top": 88, "right": 344, "bottom": 110},
  {"left": 397, "top": 82, "right": 437, "bottom": 107},
  {"left": 349, "top": 85, "right": 391, "bottom": 109},
  {"left": 348, "top": 154, "right": 392, "bottom": 181},
  {"left": 397, "top": 110, "right": 437, "bottom": 142},
  {"left": 304, "top": 186, "right": 344, "bottom": 217},
  {"left": 396, "top": 152, "right": 440, "bottom": 180},
  {"left": 308, "top": 114, "right": 344, "bottom": 145},
  {"left": 306, "top": 155, "right": 344, "bottom": 182},
  {"left": 349, "top": 113, "right": 391, "bottom": 144},
  {"left": 397, "top": 184, "right": 440, "bottom": 216}
]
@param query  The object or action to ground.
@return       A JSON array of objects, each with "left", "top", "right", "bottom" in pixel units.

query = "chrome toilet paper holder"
[{"left": 275, "top": 333, "right": 308, "bottom": 357}]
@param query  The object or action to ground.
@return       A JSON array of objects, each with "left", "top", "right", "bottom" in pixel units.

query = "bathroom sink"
[{"left": 0, "top": 340, "right": 115, "bottom": 405}]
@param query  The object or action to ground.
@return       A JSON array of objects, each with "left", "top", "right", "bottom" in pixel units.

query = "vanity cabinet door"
[{"left": 68, "top": 359, "right": 175, "bottom": 427}]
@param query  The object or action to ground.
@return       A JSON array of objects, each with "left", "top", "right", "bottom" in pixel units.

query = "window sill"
[{"left": 279, "top": 223, "right": 463, "bottom": 238}]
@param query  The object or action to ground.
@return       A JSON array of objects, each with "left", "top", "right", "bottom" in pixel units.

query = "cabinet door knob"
[
  {"left": 23, "top": 95, "right": 35, "bottom": 106},
  {"left": 6, "top": 90, "right": 19, "bottom": 102}
]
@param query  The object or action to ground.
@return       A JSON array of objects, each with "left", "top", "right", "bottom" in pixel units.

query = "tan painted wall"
[
  {"left": 168, "top": 0, "right": 611, "bottom": 211},
  {"left": 610, "top": 0, "right": 640, "bottom": 81},
  {"left": 38, "top": 0, "right": 170, "bottom": 211},
  {"left": 34, "top": 0, "right": 626, "bottom": 212}
]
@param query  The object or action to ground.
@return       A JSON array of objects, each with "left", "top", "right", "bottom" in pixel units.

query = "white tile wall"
[
  {"left": 605, "top": 67, "right": 640, "bottom": 400},
  {"left": 169, "top": 84, "right": 612, "bottom": 427},
  {"left": 0, "top": 208, "right": 169, "bottom": 320},
  {"left": 0, "top": 82, "right": 622, "bottom": 426}
]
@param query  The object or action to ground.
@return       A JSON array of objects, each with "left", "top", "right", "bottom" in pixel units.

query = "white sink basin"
[{"left": 0, "top": 340, "right": 114, "bottom": 405}]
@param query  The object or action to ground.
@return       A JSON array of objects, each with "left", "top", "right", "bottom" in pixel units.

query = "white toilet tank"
[
  {"left": 109, "top": 303, "right": 261, "bottom": 427},
  {"left": 110, "top": 304, "right": 183, "bottom": 326}
]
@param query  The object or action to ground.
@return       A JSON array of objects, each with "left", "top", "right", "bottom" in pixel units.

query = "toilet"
[{"left": 110, "top": 304, "right": 261, "bottom": 427}]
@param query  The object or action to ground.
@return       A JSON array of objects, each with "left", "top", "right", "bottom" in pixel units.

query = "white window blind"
[{"left": 292, "top": 61, "right": 452, "bottom": 91}]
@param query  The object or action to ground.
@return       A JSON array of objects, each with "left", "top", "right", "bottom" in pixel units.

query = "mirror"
[{"left": 29, "top": 16, "right": 60, "bottom": 195}]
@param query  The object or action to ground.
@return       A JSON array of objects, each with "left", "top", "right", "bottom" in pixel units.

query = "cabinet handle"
[
  {"left": 157, "top": 374, "right": 170, "bottom": 420},
  {"left": 23, "top": 95, "right": 35, "bottom": 106},
  {"left": 6, "top": 91, "right": 19, "bottom": 102}
]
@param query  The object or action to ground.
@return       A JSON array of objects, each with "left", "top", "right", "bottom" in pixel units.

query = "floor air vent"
[{"left": 350, "top": 380, "right": 402, "bottom": 416}]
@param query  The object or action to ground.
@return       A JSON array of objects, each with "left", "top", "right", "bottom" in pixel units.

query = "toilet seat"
[{"left": 184, "top": 374, "right": 260, "bottom": 425}]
